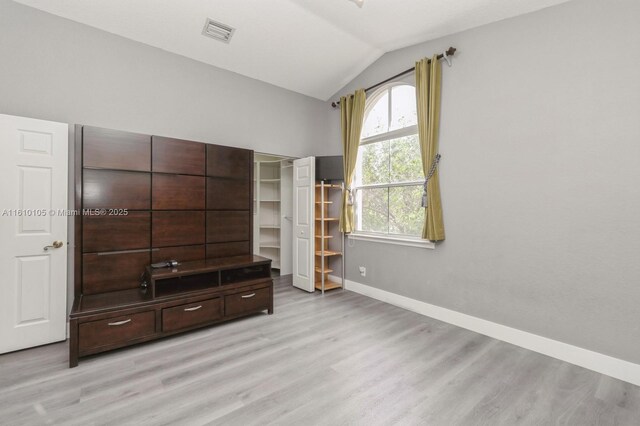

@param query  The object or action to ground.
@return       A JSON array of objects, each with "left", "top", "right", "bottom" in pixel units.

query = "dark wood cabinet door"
[
  {"left": 224, "top": 287, "right": 271, "bottom": 317},
  {"left": 152, "top": 174, "right": 205, "bottom": 210},
  {"left": 83, "top": 169, "right": 151, "bottom": 210},
  {"left": 206, "top": 211, "right": 250, "bottom": 243},
  {"left": 161, "top": 298, "right": 222, "bottom": 332},
  {"left": 83, "top": 126, "right": 151, "bottom": 171},
  {"left": 152, "top": 211, "right": 205, "bottom": 247},
  {"left": 152, "top": 136, "right": 205, "bottom": 176},
  {"left": 206, "top": 241, "right": 251, "bottom": 259},
  {"left": 206, "top": 145, "right": 252, "bottom": 179},
  {"left": 152, "top": 245, "right": 205, "bottom": 263},
  {"left": 78, "top": 311, "right": 156, "bottom": 354},
  {"left": 206, "top": 177, "right": 250, "bottom": 210},
  {"left": 82, "top": 252, "right": 149, "bottom": 294},
  {"left": 83, "top": 212, "right": 150, "bottom": 253}
]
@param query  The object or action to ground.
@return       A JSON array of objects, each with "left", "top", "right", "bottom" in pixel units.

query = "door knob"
[{"left": 44, "top": 241, "right": 64, "bottom": 251}]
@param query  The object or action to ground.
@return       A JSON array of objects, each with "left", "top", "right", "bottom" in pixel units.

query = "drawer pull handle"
[
  {"left": 108, "top": 319, "right": 131, "bottom": 326},
  {"left": 241, "top": 293, "right": 256, "bottom": 299},
  {"left": 184, "top": 305, "right": 203, "bottom": 312}
]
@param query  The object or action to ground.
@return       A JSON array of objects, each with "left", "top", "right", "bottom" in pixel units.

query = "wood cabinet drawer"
[
  {"left": 78, "top": 311, "right": 155, "bottom": 353},
  {"left": 162, "top": 298, "right": 222, "bottom": 332},
  {"left": 225, "top": 287, "right": 270, "bottom": 317}
]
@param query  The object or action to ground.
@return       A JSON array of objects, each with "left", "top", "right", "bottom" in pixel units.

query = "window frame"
[{"left": 351, "top": 82, "right": 434, "bottom": 249}]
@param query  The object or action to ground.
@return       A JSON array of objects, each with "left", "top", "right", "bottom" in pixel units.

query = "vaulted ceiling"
[{"left": 13, "top": 0, "right": 571, "bottom": 100}]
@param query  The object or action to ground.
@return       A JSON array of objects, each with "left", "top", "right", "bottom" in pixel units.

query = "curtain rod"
[{"left": 330, "top": 46, "right": 456, "bottom": 108}]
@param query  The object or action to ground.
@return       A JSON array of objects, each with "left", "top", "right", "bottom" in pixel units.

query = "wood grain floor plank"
[{"left": 1, "top": 275, "right": 639, "bottom": 425}]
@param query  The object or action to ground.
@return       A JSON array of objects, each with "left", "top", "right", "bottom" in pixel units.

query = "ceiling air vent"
[{"left": 202, "top": 18, "right": 235, "bottom": 43}]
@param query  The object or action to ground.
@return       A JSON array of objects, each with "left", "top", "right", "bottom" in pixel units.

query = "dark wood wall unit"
[
  {"left": 206, "top": 211, "right": 251, "bottom": 243},
  {"left": 152, "top": 136, "right": 205, "bottom": 175},
  {"left": 206, "top": 178, "right": 251, "bottom": 210},
  {"left": 152, "top": 245, "right": 206, "bottom": 264},
  {"left": 73, "top": 125, "right": 83, "bottom": 300},
  {"left": 152, "top": 211, "right": 206, "bottom": 247},
  {"left": 83, "top": 126, "right": 151, "bottom": 171},
  {"left": 71, "top": 125, "right": 269, "bottom": 368},
  {"left": 152, "top": 174, "right": 205, "bottom": 210},
  {"left": 82, "top": 252, "right": 150, "bottom": 295},
  {"left": 204, "top": 144, "right": 252, "bottom": 260},
  {"left": 206, "top": 241, "right": 251, "bottom": 259},
  {"left": 83, "top": 212, "right": 151, "bottom": 253},
  {"left": 83, "top": 169, "right": 151, "bottom": 210},
  {"left": 206, "top": 144, "right": 252, "bottom": 179}
]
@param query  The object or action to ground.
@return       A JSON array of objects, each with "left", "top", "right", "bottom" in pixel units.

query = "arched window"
[{"left": 354, "top": 83, "right": 423, "bottom": 238}]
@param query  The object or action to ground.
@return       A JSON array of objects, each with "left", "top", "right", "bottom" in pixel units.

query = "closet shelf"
[
  {"left": 260, "top": 225, "right": 280, "bottom": 229},
  {"left": 314, "top": 235, "right": 334, "bottom": 239},
  {"left": 260, "top": 242, "right": 280, "bottom": 249},
  {"left": 315, "top": 201, "right": 333, "bottom": 204},
  {"left": 315, "top": 267, "right": 334, "bottom": 273},
  {"left": 315, "top": 184, "right": 342, "bottom": 189},
  {"left": 260, "top": 179, "right": 280, "bottom": 182},
  {"left": 315, "top": 218, "right": 339, "bottom": 221}
]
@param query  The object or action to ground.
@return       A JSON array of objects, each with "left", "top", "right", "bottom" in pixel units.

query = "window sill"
[{"left": 347, "top": 233, "right": 435, "bottom": 249}]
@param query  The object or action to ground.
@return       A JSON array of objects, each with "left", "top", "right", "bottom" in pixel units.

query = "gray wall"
[
  {"left": 0, "top": 0, "right": 332, "bottom": 314},
  {"left": 329, "top": 0, "right": 640, "bottom": 364},
  {"left": 0, "top": 0, "right": 330, "bottom": 158}
]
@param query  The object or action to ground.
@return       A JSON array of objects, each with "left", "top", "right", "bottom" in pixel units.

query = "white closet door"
[
  {"left": 0, "top": 114, "right": 68, "bottom": 354},
  {"left": 292, "top": 157, "right": 314, "bottom": 292}
]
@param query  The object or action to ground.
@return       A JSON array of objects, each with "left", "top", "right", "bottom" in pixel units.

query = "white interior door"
[
  {"left": 0, "top": 114, "right": 68, "bottom": 354},
  {"left": 279, "top": 161, "right": 293, "bottom": 275},
  {"left": 292, "top": 157, "right": 315, "bottom": 292}
]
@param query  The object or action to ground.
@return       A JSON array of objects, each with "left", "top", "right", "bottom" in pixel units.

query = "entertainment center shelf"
[
  {"left": 146, "top": 256, "right": 271, "bottom": 298},
  {"left": 72, "top": 255, "right": 272, "bottom": 315}
]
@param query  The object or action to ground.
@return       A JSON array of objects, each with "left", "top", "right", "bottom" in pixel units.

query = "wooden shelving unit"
[{"left": 314, "top": 181, "right": 345, "bottom": 294}]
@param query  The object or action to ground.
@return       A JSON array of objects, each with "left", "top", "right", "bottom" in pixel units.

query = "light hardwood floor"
[{"left": 1, "top": 275, "right": 639, "bottom": 425}]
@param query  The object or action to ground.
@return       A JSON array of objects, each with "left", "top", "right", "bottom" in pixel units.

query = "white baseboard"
[
  {"left": 328, "top": 274, "right": 343, "bottom": 285},
  {"left": 345, "top": 279, "right": 640, "bottom": 387}
]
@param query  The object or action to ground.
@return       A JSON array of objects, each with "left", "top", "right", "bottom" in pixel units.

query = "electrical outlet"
[{"left": 359, "top": 266, "right": 366, "bottom": 277}]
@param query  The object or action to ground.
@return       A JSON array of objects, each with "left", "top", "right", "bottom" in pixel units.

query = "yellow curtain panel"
[
  {"left": 416, "top": 56, "right": 445, "bottom": 241},
  {"left": 339, "top": 89, "right": 366, "bottom": 233}
]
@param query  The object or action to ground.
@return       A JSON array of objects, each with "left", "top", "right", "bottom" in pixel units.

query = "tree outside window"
[{"left": 354, "top": 84, "right": 424, "bottom": 238}]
